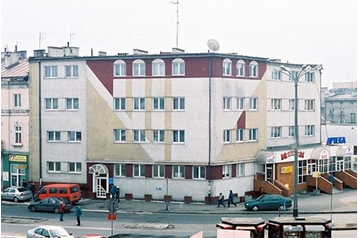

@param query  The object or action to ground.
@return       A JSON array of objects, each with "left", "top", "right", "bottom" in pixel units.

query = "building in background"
[{"left": 1, "top": 47, "right": 30, "bottom": 188}]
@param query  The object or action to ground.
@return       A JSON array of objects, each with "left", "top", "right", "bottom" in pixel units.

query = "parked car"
[
  {"left": 1, "top": 186, "right": 33, "bottom": 202},
  {"left": 27, "top": 225, "right": 73, "bottom": 238},
  {"left": 245, "top": 194, "right": 292, "bottom": 211},
  {"left": 28, "top": 197, "right": 72, "bottom": 213}
]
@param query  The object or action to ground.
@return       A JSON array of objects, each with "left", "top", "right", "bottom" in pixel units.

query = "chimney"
[
  {"left": 15, "top": 45, "right": 18, "bottom": 52},
  {"left": 98, "top": 51, "right": 107, "bottom": 56},
  {"left": 133, "top": 49, "right": 148, "bottom": 55}
]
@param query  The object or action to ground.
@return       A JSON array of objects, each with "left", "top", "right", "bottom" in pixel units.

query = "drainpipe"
[
  {"left": 208, "top": 55, "right": 212, "bottom": 204},
  {"left": 38, "top": 61, "right": 43, "bottom": 187}
]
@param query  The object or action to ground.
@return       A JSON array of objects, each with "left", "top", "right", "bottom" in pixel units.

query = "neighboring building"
[
  {"left": 1, "top": 47, "right": 29, "bottom": 188},
  {"left": 28, "top": 45, "right": 354, "bottom": 202}
]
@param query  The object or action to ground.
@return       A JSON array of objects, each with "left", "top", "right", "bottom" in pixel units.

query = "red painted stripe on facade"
[{"left": 87, "top": 60, "right": 115, "bottom": 96}]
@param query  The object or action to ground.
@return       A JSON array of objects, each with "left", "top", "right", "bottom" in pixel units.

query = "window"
[
  {"left": 45, "top": 98, "right": 58, "bottom": 110},
  {"left": 249, "top": 97, "right": 258, "bottom": 110},
  {"left": 133, "top": 164, "right": 145, "bottom": 177},
  {"left": 193, "top": 166, "right": 205, "bottom": 179},
  {"left": 271, "top": 69, "right": 281, "bottom": 80},
  {"left": 270, "top": 126, "right": 281, "bottom": 138},
  {"left": 173, "top": 130, "right": 185, "bottom": 143},
  {"left": 236, "top": 97, "right": 244, "bottom": 110},
  {"left": 289, "top": 99, "right": 295, "bottom": 110},
  {"left": 48, "top": 162, "right": 61, "bottom": 172},
  {"left": 173, "top": 165, "right": 185, "bottom": 178},
  {"left": 298, "top": 160, "right": 307, "bottom": 183},
  {"left": 68, "top": 131, "right": 82, "bottom": 142},
  {"left": 152, "top": 59, "right": 165, "bottom": 76},
  {"left": 236, "top": 164, "right": 245, "bottom": 177},
  {"left": 153, "top": 130, "right": 165, "bottom": 142},
  {"left": 351, "top": 113, "right": 356, "bottom": 123},
  {"left": 114, "top": 98, "right": 126, "bottom": 110},
  {"left": 14, "top": 124, "right": 22, "bottom": 145},
  {"left": 133, "top": 97, "right": 145, "bottom": 110},
  {"left": 223, "top": 97, "right": 231, "bottom": 110},
  {"left": 172, "top": 58, "right": 185, "bottom": 75},
  {"left": 305, "top": 125, "right": 315, "bottom": 136},
  {"left": 66, "top": 98, "right": 79, "bottom": 110},
  {"left": 114, "top": 129, "right": 126, "bottom": 142},
  {"left": 289, "top": 126, "right": 295, "bottom": 137},
  {"left": 113, "top": 60, "right": 126, "bottom": 76},
  {"left": 305, "top": 72, "right": 315, "bottom": 82},
  {"left": 65, "top": 65, "right": 78, "bottom": 78},
  {"left": 249, "top": 128, "right": 258, "bottom": 141},
  {"left": 114, "top": 164, "right": 126, "bottom": 177},
  {"left": 153, "top": 165, "right": 165, "bottom": 178},
  {"left": 236, "top": 129, "right": 244, "bottom": 142},
  {"left": 236, "top": 60, "right": 245, "bottom": 76},
  {"left": 223, "top": 58, "right": 232, "bottom": 76},
  {"left": 69, "top": 162, "right": 81, "bottom": 173},
  {"left": 223, "top": 130, "right": 231, "bottom": 143},
  {"left": 44, "top": 66, "right": 58, "bottom": 78},
  {"left": 14, "top": 94, "right": 21, "bottom": 107},
  {"left": 48, "top": 131, "right": 61, "bottom": 141},
  {"left": 133, "top": 59, "right": 145, "bottom": 76},
  {"left": 222, "top": 165, "right": 231, "bottom": 178},
  {"left": 153, "top": 97, "right": 165, "bottom": 110},
  {"left": 304, "top": 99, "right": 315, "bottom": 111},
  {"left": 249, "top": 61, "right": 258, "bottom": 77},
  {"left": 271, "top": 99, "right": 282, "bottom": 110},
  {"left": 133, "top": 130, "right": 145, "bottom": 142},
  {"left": 173, "top": 97, "right": 185, "bottom": 110}
]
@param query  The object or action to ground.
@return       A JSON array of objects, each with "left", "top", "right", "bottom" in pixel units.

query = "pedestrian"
[
  {"left": 59, "top": 201, "right": 66, "bottom": 221},
  {"left": 115, "top": 186, "right": 120, "bottom": 202},
  {"left": 217, "top": 193, "right": 226, "bottom": 208},
  {"left": 22, "top": 179, "right": 27, "bottom": 188},
  {"left": 75, "top": 205, "right": 83, "bottom": 226},
  {"left": 110, "top": 185, "right": 116, "bottom": 200},
  {"left": 27, "top": 182, "right": 35, "bottom": 199},
  {"left": 227, "top": 190, "right": 237, "bottom": 207}
]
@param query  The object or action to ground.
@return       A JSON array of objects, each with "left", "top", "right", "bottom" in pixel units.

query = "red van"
[{"left": 34, "top": 184, "right": 81, "bottom": 204}]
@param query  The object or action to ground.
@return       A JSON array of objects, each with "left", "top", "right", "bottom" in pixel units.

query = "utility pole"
[{"left": 170, "top": 0, "right": 180, "bottom": 48}]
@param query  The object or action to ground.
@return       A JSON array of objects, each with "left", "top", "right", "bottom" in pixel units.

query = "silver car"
[
  {"left": 1, "top": 186, "right": 33, "bottom": 202},
  {"left": 27, "top": 225, "right": 73, "bottom": 238}
]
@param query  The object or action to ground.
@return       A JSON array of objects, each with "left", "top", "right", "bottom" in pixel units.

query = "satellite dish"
[{"left": 207, "top": 39, "right": 220, "bottom": 52}]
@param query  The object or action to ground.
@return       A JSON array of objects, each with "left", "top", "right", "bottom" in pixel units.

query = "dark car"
[
  {"left": 245, "top": 194, "right": 292, "bottom": 211},
  {"left": 28, "top": 197, "right": 72, "bottom": 213},
  {"left": 1, "top": 186, "right": 33, "bottom": 202}
]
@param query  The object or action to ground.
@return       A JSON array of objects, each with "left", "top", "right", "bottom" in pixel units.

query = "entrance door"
[
  {"left": 336, "top": 159, "right": 344, "bottom": 171},
  {"left": 96, "top": 177, "right": 107, "bottom": 198},
  {"left": 266, "top": 165, "right": 273, "bottom": 183},
  {"left": 307, "top": 163, "right": 316, "bottom": 175}
]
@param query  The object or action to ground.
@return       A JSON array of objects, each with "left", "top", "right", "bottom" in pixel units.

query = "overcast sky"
[{"left": 1, "top": 0, "right": 356, "bottom": 88}]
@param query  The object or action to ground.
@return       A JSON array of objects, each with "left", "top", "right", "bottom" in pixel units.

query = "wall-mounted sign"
[
  {"left": 281, "top": 151, "right": 305, "bottom": 160},
  {"left": 281, "top": 166, "right": 293, "bottom": 174},
  {"left": 9, "top": 155, "right": 27, "bottom": 162},
  {"left": 327, "top": 137, "right": 346, "bottom": 145},
  {"left": 17, "top": 165, "right": 27, "bottom": 169},
  {"left": 345, "top": 146, "right": 354, "bottom": 156},
  {"left": 266, "top": 153, "right": 275, "bottom": 164}
]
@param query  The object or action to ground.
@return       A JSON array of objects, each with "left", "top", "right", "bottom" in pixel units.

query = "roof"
[{"left": 1, "top": 58, "right": 29, "bottom": 79}]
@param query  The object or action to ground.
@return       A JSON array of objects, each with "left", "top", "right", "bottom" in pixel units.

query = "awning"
[
  {"left": 336, "top": 145, "right": 354, "bottom": 157},
  {"left": 256, "top": 151, "right": 275, "bottom": 164},
  {"left": 310, "top": 147, "right": 330, "bottom": 160}
]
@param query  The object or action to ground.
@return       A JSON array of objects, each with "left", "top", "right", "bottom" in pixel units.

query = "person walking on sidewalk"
[
  {"left": 227, "top": 190, "right": 237, "bottom": 207},
  {"left": 75, "top": 205, "right": 83, "bottom": 226},
  {"left": 59, "top": 201, "right": 66, "bottom": 221},
  {"left": 217, "top": 193, "right": 226, "bottom": 208}
]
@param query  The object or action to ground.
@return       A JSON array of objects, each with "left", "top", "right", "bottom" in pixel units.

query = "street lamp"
[{"left": 280, "top": 64, "right": 322, "bottom": 217}]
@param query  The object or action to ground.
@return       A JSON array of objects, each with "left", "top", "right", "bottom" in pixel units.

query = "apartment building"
[
  {"left": 28, "top": 46, "right": 335, "bottom": 202},
  {"left": 1, "top": 48, "right": 29, "bottom": 188}
]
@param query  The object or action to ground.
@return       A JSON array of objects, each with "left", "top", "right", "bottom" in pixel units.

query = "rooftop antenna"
[
  {"left": 69, "top": 33, "right": 75, "bottom": 46},
  {"left": 170, "top": 0, "right": 180, "bottom": 48},
  {"left": 39, "top": 33, "right": 45, "bottom": 49}
]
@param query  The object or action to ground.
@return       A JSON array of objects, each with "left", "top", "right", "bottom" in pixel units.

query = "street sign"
[
  {"left": 107, "top": 200, "right": 119, "bottom": 213},
  {"left": 108, "top": 213, "right": 117, "bottom": 220}
]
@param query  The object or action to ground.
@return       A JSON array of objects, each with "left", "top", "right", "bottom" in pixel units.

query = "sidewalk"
[{"left": 80, "top": 188, "right": 357, "bottom": 215}]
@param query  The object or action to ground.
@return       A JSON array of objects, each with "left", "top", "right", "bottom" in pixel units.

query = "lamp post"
[{"left": 280, "top": 64, "right": 321, "bottom": 217}]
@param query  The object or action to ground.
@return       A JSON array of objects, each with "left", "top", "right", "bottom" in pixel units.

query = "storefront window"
[
  {"left": 344, "top": 156, "right": 352, "bottom": 170},
  {"left": 298, "top": 160, "right": 307, "bottom": 183},
  {"left": 10, "top": 164, "right": 26, "bottom": 187}
]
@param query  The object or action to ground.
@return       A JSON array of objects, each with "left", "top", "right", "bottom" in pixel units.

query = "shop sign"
[
  {"left": 17, "top": 165, "right": 27, "bottom": 169},
  {"left": 281, "top": 166, "right": 293, "bottom": 174},
  {"left": 9, "top": 155, "right": 27, "bottom": 162},
  {"left": 327, "top": 137, "right": 346, "bottom": 145},
  {"left": 345, "top": 146, "right": 354, "bottom": 156},
  {"left": 266, "top": 153, "right": 275, "bottom": 164},
  {"left": 281, "top": 151, "right": 305, "bottom": 160},
  {"left": 313, "top": 172, "right": 321, "bottom": 178}
]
